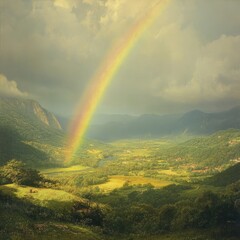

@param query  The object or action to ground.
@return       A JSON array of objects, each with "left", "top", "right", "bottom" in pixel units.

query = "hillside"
[
  {"left": 206, "top": 163, "right": 240, "bottom": 186},
  {"left": 86, "top": 106, "right": 240, "bottom": 140},
  {"left": 160, "top": 129, "right": 240, "bottom": 168},
  {"left": 0, "top": 96, "right": 65, "bottom": 167},
  {"left": 0, "top": 184, "right": 103, "bottom": 240},
  {"left": 0, "top": 96, "right": 63, "bottom": 143}
]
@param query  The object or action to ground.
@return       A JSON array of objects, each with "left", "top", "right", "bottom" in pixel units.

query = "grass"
[
  {"left": 111, "top": 139, "right": 173, "bottom": 147},
  {"left": 181, "top": 184, "right": 224, "bottom": 199},
  {"left": 0, "top": 215, "right": 102, "bottom": 240},
  {"left": 0, "top": 184, "right": 85, "bottom": 211},
  {"left": 111, "top": 139, "right": 174, "bottom": 158},
  {"left": 0, "top": 185, "right": 103, "bottom": 240},
  {"left": 157, "top": 169, "right": 185, "bottom": 176},
  {"left": 41, "top": 165, "right": 89, "bottom": 174},
  {"left": 29, "top": 222, "right": 103, "bottom": 240},
  {"left": 96, "top": 175, "right": 173, "bottom": 192},
  {"left": 119, "top": 228, "right": 239, "bottom": 240}
]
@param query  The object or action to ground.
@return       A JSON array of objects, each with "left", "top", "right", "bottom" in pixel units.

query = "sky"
[{"left": 0, "top": 0, "right": 240, "bottom": 116}]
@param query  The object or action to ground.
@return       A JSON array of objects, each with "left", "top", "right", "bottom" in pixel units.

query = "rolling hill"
[{"left": 160, "top": 129, "right": 240, "bottom": 167}]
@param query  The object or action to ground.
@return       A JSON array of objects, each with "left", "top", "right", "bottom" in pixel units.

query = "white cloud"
[{"left": 0, "top": 74, "right": 28, "bottom": 97}]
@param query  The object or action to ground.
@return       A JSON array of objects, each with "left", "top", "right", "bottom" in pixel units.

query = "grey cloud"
[
  {"left": 165, "top": 35, "right": 240, "bottom": 100},
  {"left": 0, "top": 0, "right": 240, "bottom": 116},
  {"left": 183, "top": 0, "right": 240, "bottom": 41}
]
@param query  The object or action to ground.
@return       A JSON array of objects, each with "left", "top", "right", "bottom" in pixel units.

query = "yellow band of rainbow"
[{"left": 66, "top": 0, "right": 170, "bottom": 162}]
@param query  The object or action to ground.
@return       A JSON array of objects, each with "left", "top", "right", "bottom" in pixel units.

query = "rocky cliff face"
[
  {"left": 31, "top": 101, "right": 62, "bottom": 129},
  {"left": 0, "top": 96, "right": 62, "bottom": 130}
]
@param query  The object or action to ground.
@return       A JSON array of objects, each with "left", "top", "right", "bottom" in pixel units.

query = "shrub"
[{"left": 2, "top": 160, "right": 43, "bottom": 186}]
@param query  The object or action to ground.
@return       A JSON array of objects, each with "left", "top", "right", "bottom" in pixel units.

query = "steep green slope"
[
  {"left": 0, "top": 126, "right": 51, "bottom": 166},
  {"left": 206, "top": 163, "right": 240, "bottom": 186},
  {"left": 0, "top": 96, "right": 64, "bottom": 145},
  {"left": 0, "top": 96, "right": 65, "bottom": 167}
]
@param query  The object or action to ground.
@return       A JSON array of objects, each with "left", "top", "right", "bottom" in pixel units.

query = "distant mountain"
[
  {"left": 86, "top": 106, "right": 240, "bottom": 141},
  {"left": 90, "top": 114, "right": 136, "bottom": 125},
  {"left": 176, "top": 107, "right": 240, "bottom": 134},
  {"left": 0, "top": 96, "right": 65, "bottom": 167},
  {"left": 87, "top": 113, "right": 180, "bottom": 140},
  {"left": 206, "top": 163, "right": 240, "bottom": 186}
]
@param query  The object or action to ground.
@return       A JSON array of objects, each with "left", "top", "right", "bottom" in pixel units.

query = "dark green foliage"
[
  {"left": 206, "top": 163, "right": 240, "bottom": 186},
  {"left": 0, "top": 126, "right": 52, "bottom": 167},
  {"left": 158, "top": 204, "right": 177, "bottom": 231},
  {"left": 75, "top": 174, "right": 108, "bottom": 187},
  {"left": 0, "top": 172, "right": 240, "bottom": 239},
  {"left": 1, "top": 160, "right": 43, "bottom": 186},
  {"left": 172, "top": 205, "right": 200, "bottom": 230},
  {"left": 94, "top": 184, "right": 240, "bottom": 236}
]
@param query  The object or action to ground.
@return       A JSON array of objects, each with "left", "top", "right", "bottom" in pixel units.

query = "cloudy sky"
[{"left": 0, "top": 0, "right": 240, "bottom": 116}]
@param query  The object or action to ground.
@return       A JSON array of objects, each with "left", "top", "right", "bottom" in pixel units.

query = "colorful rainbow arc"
[{"left": 66, "top": 0, "right": 170, "bottom": 162}]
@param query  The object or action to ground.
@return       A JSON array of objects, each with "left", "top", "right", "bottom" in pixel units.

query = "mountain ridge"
[
  {"left": 86, "top": 106, "right": 240, "bottom": 140},
  {"left": 0, "top": 96, "right": 65, "bottom": 166},
  {"left": 0, "top": 96, "right": 62, "bottom": 130}
]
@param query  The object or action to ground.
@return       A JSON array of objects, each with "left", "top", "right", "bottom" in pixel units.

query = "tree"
[
  {"left": 158, "top": 204, "right": 177, "bottom": 231},
  {"left": 2, "top": 160, "right": 43, "bottom": 186}
]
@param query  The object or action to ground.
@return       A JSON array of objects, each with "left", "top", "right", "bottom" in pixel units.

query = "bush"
[{"left": 2, "top": 160, "right": 43, "bottom": 186}]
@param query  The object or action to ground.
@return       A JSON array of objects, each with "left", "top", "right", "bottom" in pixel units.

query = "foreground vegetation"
[
  {"left": 0, "top": 141, "right": 240, "bottom": 240},
  {"left": 0, "top": 177, "right": 239, "bottom": 239}
]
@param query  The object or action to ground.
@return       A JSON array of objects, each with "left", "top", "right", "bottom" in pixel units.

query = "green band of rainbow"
[{"left": 66, "top": 0, "right": 170, "bottom": 162}]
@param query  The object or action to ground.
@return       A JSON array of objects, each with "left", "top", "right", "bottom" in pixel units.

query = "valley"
[{"left": 0, "top": 97, "right": 239, "bottom": 240}]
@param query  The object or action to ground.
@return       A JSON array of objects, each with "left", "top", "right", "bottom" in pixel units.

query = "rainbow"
[{"left": 66, "top": 0, "right": 170, "bottom": 162}]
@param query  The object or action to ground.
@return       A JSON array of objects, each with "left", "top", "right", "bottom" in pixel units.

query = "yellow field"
[
  {"left": 117, "top": 148, "right": 152, "bottom": 158},
  {"left": 97, "top": 175, "right": 172, "bottom": 192},
  {"left": 41, "top": 165, "right": 89, "bottom": 174},
  {"left": 158, "top": 169, "right": 187, "bottom": 176}
]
